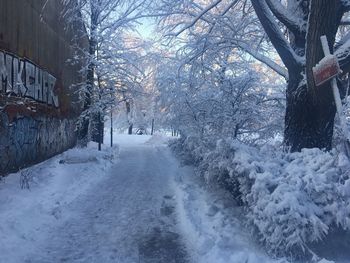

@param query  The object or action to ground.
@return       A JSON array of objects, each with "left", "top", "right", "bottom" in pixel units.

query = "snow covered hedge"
[{"left": 170, "top": 137, "right": 350, "bottom": 258}]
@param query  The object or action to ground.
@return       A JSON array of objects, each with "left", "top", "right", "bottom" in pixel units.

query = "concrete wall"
[{"left": 0, "top": 0, "right": 87, "bottom": 175}]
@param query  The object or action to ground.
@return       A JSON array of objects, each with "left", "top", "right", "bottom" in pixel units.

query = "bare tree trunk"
[
  {"left": 128, "top": 124, "right": 133, "bottom": 135},
  {"left": 284, "top": 71, "right": 336, "bottom": 151},
  {"left": 110, "top": 110, "right": 113, "bottom": 147},
  {"left": 92, "top": 46, "right": 104, "bottom": 148},
  {"left": 125, "top": 100, "right": 133, "bottom": 135},
  {"left": 151, "top": 119, "right": 154, "bottom": 135},
  {"left": 98, "top": 111, "right": 102, "bottom": 151},
  {"left": 77, "top": 4, "right": 99, "bottom": 145}
]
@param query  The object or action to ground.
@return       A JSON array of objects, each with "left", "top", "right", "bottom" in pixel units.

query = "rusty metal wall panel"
[{"left": 0, "top": 0, "right": 87, "bottom": 116}]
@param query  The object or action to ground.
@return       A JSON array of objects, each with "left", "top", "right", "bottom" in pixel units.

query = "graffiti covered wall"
[
  {"left": 0, "top": 51, "right": 59, "bottom": 107},
  {"left": 0, "top": 0, "right": 87, "bottom": 175}
]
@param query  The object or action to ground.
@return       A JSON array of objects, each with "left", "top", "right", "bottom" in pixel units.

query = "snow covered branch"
[
  {"left": 251, "top": 0, "right": 302, "bottom": 71},
  {"left": 236, "top": 41, "right": 288, "bottom": 79},
  {"left": 265, "top": 0, "right": 305, "bottom": 35},
  {"left": 172, "top": 0, "right": 223, "bottom": 37},
  {"left": 336, "top": 37, "right": 350, "bottom": 74}
]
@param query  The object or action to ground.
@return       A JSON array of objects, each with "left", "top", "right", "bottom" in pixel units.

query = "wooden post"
[
  {"left": 320, "top": 36, "right": 343, "bottom": 115},
  {"left": 151, "top": 119, "right": 154, "bottom": 135},
  {"left": 320, "top": 36, "right": 348, "bottom": 137},
  {"left": 98, "top": 111, "right": 102, "bottom": 151},
  {"left": 110, "top": 109, "right": 113, "bottom": 147}
]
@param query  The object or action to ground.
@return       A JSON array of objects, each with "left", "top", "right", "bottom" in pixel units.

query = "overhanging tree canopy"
[{"left": 156, "top": 0, "right": 350, "bottom": 151}]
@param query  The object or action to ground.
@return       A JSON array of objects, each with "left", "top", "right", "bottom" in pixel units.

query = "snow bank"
[
  {"left": 173, "top": 165, "right": 288, "bottom": 263},
  {"left": 0, "top": 142, "right": 119, "bottom": 263},
  {"left": 170, "top": 137, "right": 350, "bottom": 261}
]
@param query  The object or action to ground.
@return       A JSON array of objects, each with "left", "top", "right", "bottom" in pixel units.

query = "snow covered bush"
[{"left": 170, "top": 137, "right": 350, "bottom": 259}]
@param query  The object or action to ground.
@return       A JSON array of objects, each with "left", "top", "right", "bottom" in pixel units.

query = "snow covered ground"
[
  {"left": 0, "top": 134, "right": 342, "bottom": 263},
  {"left": 0, "top": 135, "right": 189, "bottom": 263},
  {"left": 0, "top": 142, "right": 119, "bottom": 262}
]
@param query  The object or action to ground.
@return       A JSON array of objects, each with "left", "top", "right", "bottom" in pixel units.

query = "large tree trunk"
[
  {"left": 284, "top": 72, "right": 336, "bottom": 151},
  {"left": 128, "top": 124, "right": 133, "bottom": 135},
  {"left": 251, "top": 0, "right": 347, "bottom": 151},
  {"left": 125, "top": 100, "right": 133, "bottom": 135},
  {"left": 284, "top": 0, "right": 340, "bottom": 151},
  {"left": 77, "top": 4, "right": 99, "bottom": 145},
  {"left": 151, "top": 118, "right": 154, "bottom": 135}
]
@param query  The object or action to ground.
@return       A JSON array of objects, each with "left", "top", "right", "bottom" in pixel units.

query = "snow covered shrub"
[
  {"left": 171, "top": 137, "right": 350, "bottom": 258},
  {"left": 238, "top": 147, "right": 349, "bottom": 255},
  {"left": 170, "top": 135, "right": 213, "bottom": 166},
  {"left": 197, "top": 139, "right": 244, "bottom": 204}
]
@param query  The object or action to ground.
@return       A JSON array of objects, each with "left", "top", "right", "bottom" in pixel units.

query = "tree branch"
[
  {"left": 265, "top": 0, "right": 305, "bottom": 35},
  {"left": 335, "top": 38, "right": 350, "bottom": 73},
  {"left": 235, "top": 41, "right": 288, "bottom": 79},
  {"left": 172, "top": 0, "right": 223, "bottom": 37},
  {"left": 251, "top": 0, "right": 301, "bottom": 72}
]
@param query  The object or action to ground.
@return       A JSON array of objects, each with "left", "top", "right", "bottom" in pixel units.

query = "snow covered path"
[
  {"left": 20, "top": 136, "right": 189, "bottom": 263},
  {"left": 0, "top": 135, "right": 291, "bottom": 263}
]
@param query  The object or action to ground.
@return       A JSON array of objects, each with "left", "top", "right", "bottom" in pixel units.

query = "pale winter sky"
[{"left": 136, "top": 18, "right": 156, "bottom": 39}]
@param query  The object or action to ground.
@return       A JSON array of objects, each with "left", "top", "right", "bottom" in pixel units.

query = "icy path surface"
[
  {"left": 0, "top": 134, "right": 288, "bottom": 263},
  {"left": 33, "top": 136, "right": 189, "bottom": 262},
  {"left": 0, "top": 135, "right": 189, "bottom": 263}
]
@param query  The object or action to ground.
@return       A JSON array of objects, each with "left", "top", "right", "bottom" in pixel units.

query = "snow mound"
[{"left": 59, "top": 142, "right": 119, "bottom": 163}]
